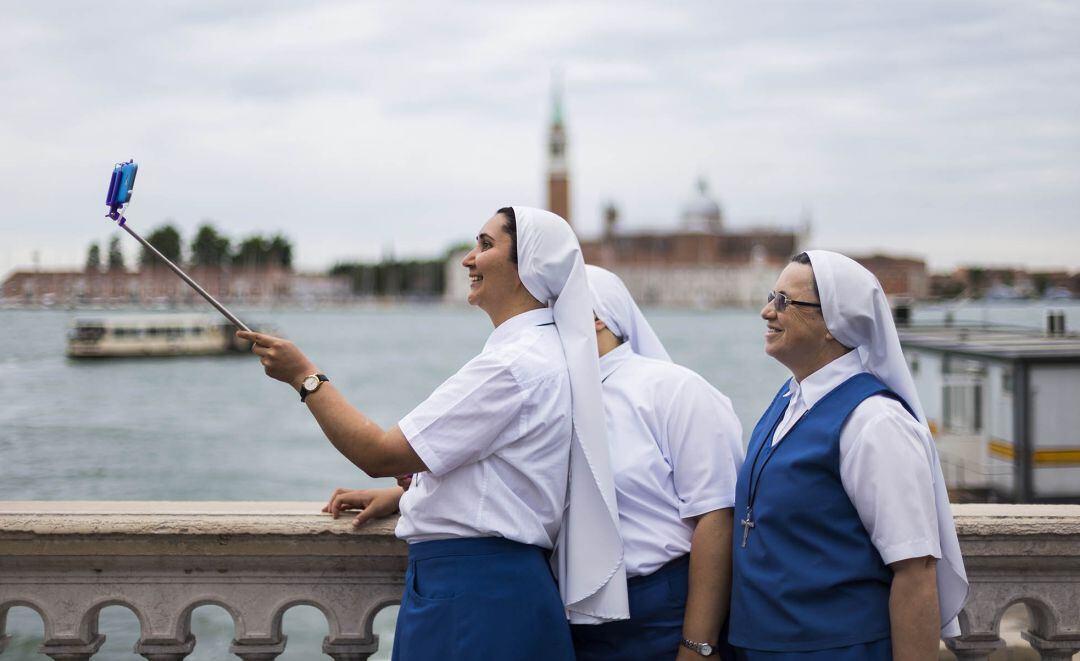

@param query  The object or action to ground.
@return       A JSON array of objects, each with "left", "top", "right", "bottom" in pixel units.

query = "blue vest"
[{"left": 729, "top": 372, "right": 915, "bottom": 652}]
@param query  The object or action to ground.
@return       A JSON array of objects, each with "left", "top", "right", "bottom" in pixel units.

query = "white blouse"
[
  {"left": 771, "top": 349, "right": 942, "bottom": 566},
  {"left": 395, "top": 307, "right": 572, "bottom": 548},
  {"left": 600, "top": 343, "right": 744, "bottom": 577}
]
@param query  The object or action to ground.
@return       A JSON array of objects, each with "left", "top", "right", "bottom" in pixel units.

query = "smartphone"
[{"left": 105, "top": 160, "right": 138, "bottom": 210}]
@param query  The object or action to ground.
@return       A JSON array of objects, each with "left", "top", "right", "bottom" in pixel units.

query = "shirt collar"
[
  {"left": 785, "top": 349, "right": 863, "bottom": 408},
  {"left": 598, "top": 342, "right": 633, "bottom": 381},
  {"left": 484, "top": 307, "right": 554, "bottom": 350}
]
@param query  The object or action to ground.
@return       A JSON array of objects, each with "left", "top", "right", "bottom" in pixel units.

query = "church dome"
[{"left": 681, "top": 177, "right": 723, "bottom": 233}]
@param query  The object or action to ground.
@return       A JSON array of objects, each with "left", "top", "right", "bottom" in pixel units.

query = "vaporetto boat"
[{"left": 66, "top": 314, "right": 255, "bottom": 358}]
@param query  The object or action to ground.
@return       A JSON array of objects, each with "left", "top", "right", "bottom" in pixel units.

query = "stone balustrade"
[
  {"left": 0, "top": 503, "right": 404, "bottom": 660},
  {"left": 1, "top": 502, "right": 1079, "bottom": 660}
]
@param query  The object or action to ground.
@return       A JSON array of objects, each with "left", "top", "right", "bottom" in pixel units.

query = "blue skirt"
[
  {"left": 391, "top": 537, "right": 574, "bottom": 661},
  {"left": 571, "top": 554, "right": 735, "bottom": 661},
  {"left": 733, "top": 637, "right": 891, "bottom": 660}
]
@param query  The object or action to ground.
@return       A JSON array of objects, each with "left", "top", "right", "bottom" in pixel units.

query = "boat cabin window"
[
  {"left": 71, "top": 326, "right": 105, "bottom": 342},
  {"left": 942, "top": 357, "right": 985, "bottom": 435}
]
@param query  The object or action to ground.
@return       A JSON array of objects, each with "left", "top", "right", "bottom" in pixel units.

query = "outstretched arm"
[{"left": 239, "top": 330, "right": 427, "bottom": 478}]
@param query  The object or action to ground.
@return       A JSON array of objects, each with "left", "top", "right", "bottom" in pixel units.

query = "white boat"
[
  {"left": 66, "top": 314, "right": 255, "bottom": 358},
  {"left": 899, "top": 318, "right": 1080, "bottom": 503}
]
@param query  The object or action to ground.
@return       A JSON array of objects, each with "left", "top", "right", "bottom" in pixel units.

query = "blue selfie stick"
[{"left": 105, "top": 160, "right": 251, "bottom": 332}]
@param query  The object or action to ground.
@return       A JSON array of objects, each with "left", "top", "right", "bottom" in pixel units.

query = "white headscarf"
[
  {"left": 806, "top": 250, "right": 969, "bottom": 637},
  {"left": 585, "top": 265, "right": 672, "bottom": 362},
  {"left": 514, "top": 207, "right": 629, "bottom": 624}
]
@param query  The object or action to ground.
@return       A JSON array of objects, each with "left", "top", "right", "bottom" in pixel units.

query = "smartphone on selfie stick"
[{"left": 105, "top": 160, "right": 251, "bottom": 332}]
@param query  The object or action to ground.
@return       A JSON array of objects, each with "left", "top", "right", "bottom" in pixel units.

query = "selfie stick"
[{"left": 105, "top": 160, "right": 251, "bottom": 332}]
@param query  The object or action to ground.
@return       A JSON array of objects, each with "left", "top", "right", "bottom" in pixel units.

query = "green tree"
[
  {"left": 233, "top": 235, "right": 270, "bottom": 268},
  {"left": 1032, "top": 273, "right": 1051, "bottom": 296},
  {"left": 140, "top": 223, "right": 182, "bottom": 268},
  {"left": 267, "top": 233, "right": 293, "bottom": 269},
  {"left": 190, "top": 223, "right": 231, "bottom": 267},
  {"left": 107, "top": 235, "right": 125, "bottom": 271},
  {"left": 85, "top": 242, "right": 101, "bottom": 272}
]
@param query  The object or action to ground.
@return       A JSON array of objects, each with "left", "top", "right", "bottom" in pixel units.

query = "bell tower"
[{"left": 546, "top": 76, "right": 571, "bottom": 226}]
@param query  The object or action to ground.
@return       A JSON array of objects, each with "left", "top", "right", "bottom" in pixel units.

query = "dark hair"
[
  {"left": 496, "top": 207, "right": 518, "bottom": 265},
  {"left": 790, "top": 251, "right": 821, "bottom": 301}
]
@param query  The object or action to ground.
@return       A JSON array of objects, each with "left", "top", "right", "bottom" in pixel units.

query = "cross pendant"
[{"left": 740, "top": 509, "right": 755, "bottom": 548}]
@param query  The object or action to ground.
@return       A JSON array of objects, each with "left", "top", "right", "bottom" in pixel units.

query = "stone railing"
[
  {"left": 0, "top": 503, "right": 405, "bottom": 660},
  {"left": 1, "top": 503, "right": 1079, "bottom": 660}
]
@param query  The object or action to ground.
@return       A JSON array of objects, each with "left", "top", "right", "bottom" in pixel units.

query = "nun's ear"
[{"left": 594, "top": 317, "right": 607, "bottom": 333}]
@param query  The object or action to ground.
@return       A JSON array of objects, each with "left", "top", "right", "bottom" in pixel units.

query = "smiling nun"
[
  {"left": 239, "top": 207, "right": 629, "bottom": 660},
  {"left": 728, "top": 251, "right": 968, "bottom": 660}
]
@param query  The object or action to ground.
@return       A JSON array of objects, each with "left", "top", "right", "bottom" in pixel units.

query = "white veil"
[
  {"left": 585, "top": 265, "right": 672, "bottom": 362},
  {"left": 806, "top": 249, "right": 969, "bottom": 637},
  {"left": 514, "top": 207, "right": 629, "bottom": 623}
]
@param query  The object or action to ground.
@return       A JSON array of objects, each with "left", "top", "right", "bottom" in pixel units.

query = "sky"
[{"left": 1, "top": 1, "right": 1078, "bottom": 276}]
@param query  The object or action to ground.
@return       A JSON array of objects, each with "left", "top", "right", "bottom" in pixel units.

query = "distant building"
[
  {"left": 578, "top": 178, "right": 806, "bottom": 306},
  {"left": 1, "top": 267, "right": 351, "bottom": 307},
  {"left": 537, "top": 86, "right": 804, "bottom": 306},
  {"left": 850, "top": 254, "right": 929, "bottom": 299}
]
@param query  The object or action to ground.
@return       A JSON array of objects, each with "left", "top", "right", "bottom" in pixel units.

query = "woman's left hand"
[{"left": 237, "top": 330, "right": 318, "bottom": 389}]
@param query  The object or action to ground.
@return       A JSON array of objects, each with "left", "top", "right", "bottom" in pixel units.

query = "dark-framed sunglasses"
[{"left": 768, "top": 291, "right": 822, "bottom": 312}]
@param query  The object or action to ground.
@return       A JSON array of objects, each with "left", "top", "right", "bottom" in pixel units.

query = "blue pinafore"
[
  {"left": 392, "top": 536, "right": 574, "bottom": 661},
  {"left": 729, "top": 373, "right": 916, "bottom": 660}
]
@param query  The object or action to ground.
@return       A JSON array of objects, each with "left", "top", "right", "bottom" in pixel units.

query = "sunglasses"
[{"left": 768, "top": 291, "right": 822, "bottom": 312}]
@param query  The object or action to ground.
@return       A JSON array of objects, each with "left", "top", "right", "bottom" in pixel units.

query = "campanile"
[{"left": 546, "top": 80, "right": 571, "bottom": 227}]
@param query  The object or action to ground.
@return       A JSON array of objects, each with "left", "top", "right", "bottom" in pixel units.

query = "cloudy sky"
[{"left": 1, "top": 1, "right": 1077, "bottom": 276}]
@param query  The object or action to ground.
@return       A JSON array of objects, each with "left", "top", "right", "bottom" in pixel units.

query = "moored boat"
[{"left": 66, "top": 314, "right": 257, "bottom": 358}]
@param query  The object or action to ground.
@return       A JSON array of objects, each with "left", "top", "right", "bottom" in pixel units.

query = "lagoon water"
[{"left": 1, "top": 301, "right": 1077, "bottom": 659}]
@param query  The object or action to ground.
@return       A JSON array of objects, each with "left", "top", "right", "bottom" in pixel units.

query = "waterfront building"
[
  {"left": 538, "top": 82, "right": 807, "bottom": 307},
  {"left": 578, "top": 185, "right": 806, "bottom": 307},
  {"left": 899, "top": 317, "right": 1080, "bottom": 503},
  {"left": 848, "top": 254, "right": 929, "bottom": 299},
  {"left": 0, "top": 267, "right": 352, "bottom": 307}
]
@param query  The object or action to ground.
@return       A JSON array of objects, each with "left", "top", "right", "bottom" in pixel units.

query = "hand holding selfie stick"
[{"left": 105, "top": 160, "right": 251, "bottom": 332}]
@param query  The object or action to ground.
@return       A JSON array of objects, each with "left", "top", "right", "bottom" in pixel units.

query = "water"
[{"left": 1, "top": 301, "right": 1077, "bottom": 659}]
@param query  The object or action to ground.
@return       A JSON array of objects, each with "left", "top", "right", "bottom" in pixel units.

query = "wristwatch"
[
  {"left": 680, "top": 638, "right": 717, "bottom": 657},
  {"left": 299, "top": 373, "right": 328, "bottom": 402}
]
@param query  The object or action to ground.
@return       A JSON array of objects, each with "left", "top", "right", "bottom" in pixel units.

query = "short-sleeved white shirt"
[
  {"left": 771, "top": 350, "right": 942, "bottom": 566},
  {"left": 600, "top": 343, "right": 745, "bottom": 577},
  {"left": 395, "top": 307, "right": 572, "bottom": 548}
]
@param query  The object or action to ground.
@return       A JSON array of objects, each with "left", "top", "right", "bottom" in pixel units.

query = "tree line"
[
  {"left": 329, "top": 259, "right": 445, "bottom": 298},
  {"left": 85, "top": 223, "right": 294, "bottom": 272}
]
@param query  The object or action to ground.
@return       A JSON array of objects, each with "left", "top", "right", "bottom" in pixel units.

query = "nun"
[
  {"left": 728, "top": 251, "right": 968, "bottom": 660},
  {"left": 239, "top": 206, "right": 629, "bottom": 660},
  {"left": 569, "top": 265, "right": 744, "bottom": 661}
]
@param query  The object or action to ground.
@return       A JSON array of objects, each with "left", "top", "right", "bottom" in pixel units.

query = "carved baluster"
[
  {"left": 945, "top": 635, "right": 1005, "bottom": 660},
  {"left": 134, "top": 634, "right": 196, "bottom": 661},
  {"left": 1022, "top": 632, "right": 1080, "bottom": 660},
  {"left": 37, "top": 600, "right": 104, "bottom": 661},
  {"left": 319, "top": 585, "right": 401, "bottom": 661},
  {"left": 38, "top": 634, "right": 105, "bottom": 661},
  {"left": 229, "top": 636, "right": 288, "bottom": 660},
  {"left": 322, "top": 637, "right": 379, "bottom": 661}
]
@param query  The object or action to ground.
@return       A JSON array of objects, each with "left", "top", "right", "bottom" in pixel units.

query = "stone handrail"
[
  {"left": 1, "top": 503, "right": 1079, "bottom": 660},
  {"left": 0, "top": 502, "right": 404, "bottom": 660}
]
